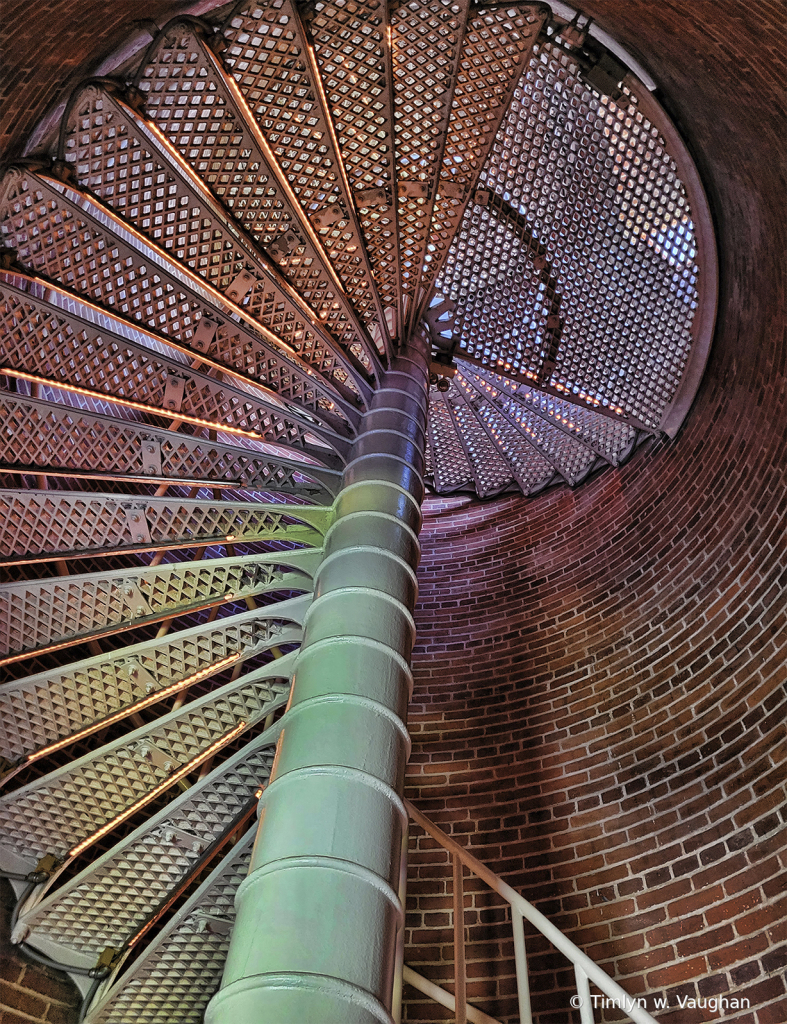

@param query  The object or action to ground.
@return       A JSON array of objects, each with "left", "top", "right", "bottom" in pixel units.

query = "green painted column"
[{"left": 206, "top": 335, "right": 430, "bottom": 1024}]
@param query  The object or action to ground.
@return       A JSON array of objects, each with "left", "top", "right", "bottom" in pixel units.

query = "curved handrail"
[{"left": 405, "top": 799, "right": 659, "bottom": 1024}]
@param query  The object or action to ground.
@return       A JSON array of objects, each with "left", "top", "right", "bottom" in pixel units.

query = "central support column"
[{"left": 206, "top": 335, "right": 430, "bottom": 1024}]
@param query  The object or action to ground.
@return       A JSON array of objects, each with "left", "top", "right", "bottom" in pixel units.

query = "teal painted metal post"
[{"left": 206, "top": 335, "right": 430, "bottom": 1024}]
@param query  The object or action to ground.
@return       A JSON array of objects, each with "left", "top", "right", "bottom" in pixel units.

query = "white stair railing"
[{"left": 405, "top": 800, "right": 659, "bottom": 1024}]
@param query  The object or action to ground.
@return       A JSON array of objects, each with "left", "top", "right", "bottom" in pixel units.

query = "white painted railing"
[{"left": 404, "top": 800, "right": 659, "bottom": 1024}]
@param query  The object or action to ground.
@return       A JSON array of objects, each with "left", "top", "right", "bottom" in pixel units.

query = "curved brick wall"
[
  {"left": 0, "top": 3, "right": 784, "bottom": 1024},
  {"left": 404, "top": 3, "right": 786, "bottom": 1023}
]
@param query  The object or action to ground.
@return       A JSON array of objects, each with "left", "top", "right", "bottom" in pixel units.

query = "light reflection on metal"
[
  {"left": 0, "top": 369, "right": 335, "bottom": 461},
  {"left": 68, "top": 722, "right": 248, "bottom": 859},
  {"left": 22, "top": 654, "right": 241, "bottom": 767},
  {"left": 218, "top": 0, "right": 394, "bottom": 362},
  {"left": 298, "top": 0, "right": 404, "bottom": 340},
  {"left": 130, "top": 22, "right": 382, "bottom": 375},
  {"left": 0, "top": 393, "right": 340, "bottom": 502}
]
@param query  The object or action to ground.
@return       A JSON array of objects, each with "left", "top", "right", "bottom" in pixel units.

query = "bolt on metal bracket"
[
  {"left": 162, "top": 373, "right": 187, "bottom": 414},
  {"left": 398, "top": 181, "right": 429, "bottom": 200},
  {"left": 120, "top": 580, "right": 152, "bottom": 619},
  {"left": 159, "top": 824, "right": 206, "bottom": 853},
  {"left": 312, "top": 203, "right": 344, "bottom": 229},
  {"left": 225, "top": 269, "right": 255, "bottom": 303},
  {"left": 267, "top": 232, "right": 300, "bottom": 261},
  {"left": 140, "top": 438, "right": 162, "bottom": 477},
  {"left": 120, "top": 659, "right": 160, "bottom": 695},
  {"left": 191, "top": 911, "right": 233, "bottom": 935},
  {"left": 354, "top": 187, "right": 388, "bottom": 208},
  {"left": 129, "top": 740, "right": 182, "bottom": 773},
  {"left": 192, "top": 316, "right": 219, "bottom": 353},
  {"left": 122, "top": 502, "right": 152, "bottom": 545}
]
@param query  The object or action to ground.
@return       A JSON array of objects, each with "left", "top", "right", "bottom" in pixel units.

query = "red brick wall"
[
  {"left": 1, "top": 881, "right": 81, "bottom": 1024},
  {"left": 403, "top": 3, "right": 786, "bottom": 1022}
]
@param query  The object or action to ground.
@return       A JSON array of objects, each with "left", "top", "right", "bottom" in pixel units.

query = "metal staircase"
[{"left": 0, "top": 2, "right": 715, "bottom": 1021}]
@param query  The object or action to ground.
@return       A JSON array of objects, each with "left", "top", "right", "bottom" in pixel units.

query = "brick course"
[{"left": 0, "top": 881, "right": 80, "bottom": 1024}]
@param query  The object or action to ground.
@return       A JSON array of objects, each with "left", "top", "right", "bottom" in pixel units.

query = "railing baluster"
[
  {"left": 405, "top": 800, "right": 658, "bottom": 1024},
  {"left": 575, "top": 965, "right": 595, "bottom": 1024},
  {"left": 511, "top": 908, "right": 532, "bottom": 1024},
  {"left": 453, "top": 852, "right": 467, "bottom": 1024}
]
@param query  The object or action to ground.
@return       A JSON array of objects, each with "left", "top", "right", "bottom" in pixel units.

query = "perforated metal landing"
[{"left": 0, "top": 2, "right": 715, "bottom": 1018}]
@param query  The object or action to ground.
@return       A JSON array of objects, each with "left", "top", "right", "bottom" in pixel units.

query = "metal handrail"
[
  {"left": 403, "top": 965, "right": 503, "bottom": 1024},
  {"left": 405, "top": 800, "right": 659, "bottom": 1024}
]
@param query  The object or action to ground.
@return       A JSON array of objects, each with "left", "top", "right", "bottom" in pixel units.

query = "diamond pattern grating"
[
  {"left": 0, "top": 551, "right": 315, "bottom": 657},
  {"left": 85, "top": 828, "right": 255, "bottom": 1024},
  {"left": 0, "top": 489, "right": 327, "bottom": 564},
  {"left": 436, "top": 36, "right": 709, "bottom": 435},
  {"left": 0, "top": 392, "right": 339, "bottom": 500},
  {"left": 0, "top": 652, "right": 295, "bottom": 862},
  {"left": 18, "top": 736, "right": 277, "bottom": 957},
  {"left": 218, "top": 0, "right": 389, "bottom": 350},
  {"left": 133, "top": 22, "right": 381, "bottom": 368},
  {"left": 0, "top": 598, "right": 307, "bottom": 761},
  {"left": 0, "top": 271, "right": 352, "bottom": 459},
  {"left": 0, "top": 167, "right": 362, "bottom": 410},
  {"left": 299, "top": 0, "right": 402, "bottom": 332}
]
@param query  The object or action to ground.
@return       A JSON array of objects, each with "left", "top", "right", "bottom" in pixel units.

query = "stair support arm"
[{"left": 207, "top": 334, "right": 430, "bottom": 1024}]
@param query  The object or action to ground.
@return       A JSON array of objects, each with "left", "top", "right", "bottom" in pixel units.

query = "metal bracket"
[
  {"left": 439, "top": 181, "right": 464, "bottom": 199},
  {"left": 354, "top": 187, "right": 388, "bottom": 208},
  {"left": 191, "top": 911, "right": 232, "bottom": 936},
  {"left": 312, "top": 203, "right": 344, "bottom": 229},
  {"left": 160, "top": 824, "right": 206, "bottom": 853},
  {"left": 129, "top": 740, "right": 182, "bottom": 773},
  {"left": 122, "top": 503, "right": 151, "bottom": 545},
  {"left": 120, "top": 659, "right": 160, "bottom": 695},
  {"left": 398, "top": 181, "right": 429, "bottom": 200},
  {"left": 225, "top": 269, "right": 255, "bottom": 303},
  {"left": 583, "top": 50, "right": 627, "bottom": 100},
  {"left": 267, "top": 232, "right": 300, "bottom": 261},
  {"left": 121, "top": 581, "right": 152, "bottom": 619},
  {"left": 34, "top": 853, "right": 60, "bottom": 877},
  {"left": 162, "top": 372, "right": 187, "bottom": 413},
  {"left": 192, "top": 316, "right": 218, "bottom": 353},
  {"left": 140, "top": 438, "right": 162, "bottom": 477}
]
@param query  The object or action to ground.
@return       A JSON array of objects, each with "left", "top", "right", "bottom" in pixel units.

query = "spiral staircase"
[{"left": 0, "top": 2, "right": 714, "bottom": 1022}]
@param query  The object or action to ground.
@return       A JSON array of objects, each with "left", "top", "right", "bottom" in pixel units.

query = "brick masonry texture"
[
  {"left": 0, "top": 3, "right": 784, "bottom": 1024},
  {"left": 1, "top": 881, "right": 81, "bottom": 1024},
  {"left": 404, "top": 3, "right": 786, "bottom": 1023}
]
